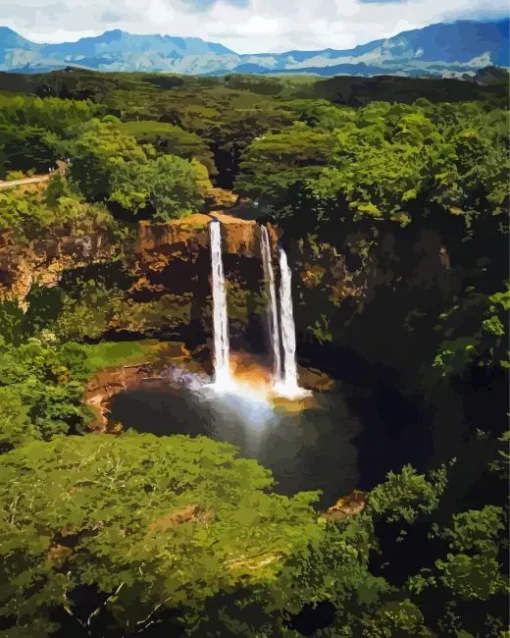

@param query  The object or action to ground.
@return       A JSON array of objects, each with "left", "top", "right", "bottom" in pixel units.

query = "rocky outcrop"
[
  {"left": 321, "top": 490, "right": 367, "bottom": 522},
  {"left": 127, "top": 213, "right": 276, "bottom": 349},
  {"left": 148, "top": 505, "right": 216, "bottom": 534},
  {"left": 0, "top": 225, "right": 115, "bottom": 306},
  {"left": 0, "top": 212, "right": 278, "bottom": 311},
  {"left": 205, "top": 187, "right": 238, "bottom": 211},
  {"left": 85, "top": 362, "right": 154, "bottom": 432},
  {"left": 135, "top": 213, "right": 277, "bottom": 263},
  {"left": 47, "top": 543, "right": 73, "bottom": 567}
]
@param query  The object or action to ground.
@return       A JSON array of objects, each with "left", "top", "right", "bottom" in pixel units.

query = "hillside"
[{"left": 0, "top": 18, "right": 508, "bottom": 77}]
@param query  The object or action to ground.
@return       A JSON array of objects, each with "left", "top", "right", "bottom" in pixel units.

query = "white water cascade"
[
  {"left": 260, "top": 225, "right": 282, "bottom": 383},
  {"left": 274, "top": 244, "right": 311, "bottom": 398},
  {"left": 209, "top": 219, "right": 232, "bottom": 389}
]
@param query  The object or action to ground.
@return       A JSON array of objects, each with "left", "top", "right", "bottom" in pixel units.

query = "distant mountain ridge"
[{"left": 0, "top": 19, "right": 508, "bottom": 77}]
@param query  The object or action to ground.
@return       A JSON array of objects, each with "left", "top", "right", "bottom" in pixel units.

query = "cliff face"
[
  {"left": 0, "top": 225, "right": 115, "bottom": 308},
  {"left": 285, "top": 224, "right": 456, "bottom": 391},
  {"left": 136, "top": 213, "right": 277, "bottom": 264},
  {"left": 289, "top": 227, "right": 453, "bottom": 337},
  {"left": 0, "top": 213, "right": 276, "bottom": 350},
  {"left": 132, "top": 213, "right": 276, "bottom": 351},
  {"left": 0, "top": 213, "right": 278, "bottom": 304},
  {"left": 0, "top": 211, "right": 453, "bottom": 378}
]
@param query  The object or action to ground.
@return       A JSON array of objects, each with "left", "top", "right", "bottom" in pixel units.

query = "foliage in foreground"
[
  {"left": 0, "top": 432, "right": 507, "bottom": 637},
  {"left": 0, "top": 337, "right": 93, "bottom": 451},
  {"left": 0, "top": 433, "right": 320, "bottom": 636}
]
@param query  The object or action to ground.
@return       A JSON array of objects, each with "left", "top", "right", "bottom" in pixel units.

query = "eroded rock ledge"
[
  {"left": 0, "top": 212, "right": 279, "bottom": 306},
  {"left": 136, "top": 213, "right": 278, "bottom": 262}
]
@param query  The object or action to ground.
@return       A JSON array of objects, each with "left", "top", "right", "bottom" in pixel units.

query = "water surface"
[{"left": 108, "top": 381, "right": 412, "bottom": 507}]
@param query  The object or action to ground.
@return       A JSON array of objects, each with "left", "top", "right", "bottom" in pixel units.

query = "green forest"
[{"left": 0, "top": 68, "right": 508, "bottom": 637}]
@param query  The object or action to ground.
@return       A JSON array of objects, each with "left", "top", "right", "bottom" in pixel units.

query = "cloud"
[
  {"left": 100, "top": 10, "right": 123, "bottom": 22},
  {"left": 177, "top": 0, "right": 249, "bottom": 11},
  {"left": 0, "top": 0, "right": 507, "bottom": 53}
]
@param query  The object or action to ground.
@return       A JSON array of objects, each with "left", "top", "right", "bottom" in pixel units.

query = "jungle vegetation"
[{"left": 0, "top": 68, "right": 508, "bottom": 637}]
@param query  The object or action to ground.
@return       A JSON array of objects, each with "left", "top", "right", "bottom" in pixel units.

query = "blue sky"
[{"left": 1, "top": 0, "right": 507, "bottom": 53}]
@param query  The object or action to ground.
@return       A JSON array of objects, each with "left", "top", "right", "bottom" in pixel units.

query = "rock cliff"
[
  {"left": 0, "top": 225, "right": 114, "bottom": 308},
  {"left": 0, "top": 213, "right": 278, "bottom": 304},
  {"left": 136, "top": 213, "right": 277, "bottom": 264},
  {"left": 0, "top": 208, "right": 454, "bottom": 379}
]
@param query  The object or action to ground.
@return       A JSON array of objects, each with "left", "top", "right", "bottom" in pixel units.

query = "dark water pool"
[{"left": 109, "top": 377, "right": 428, "bottom": 508}]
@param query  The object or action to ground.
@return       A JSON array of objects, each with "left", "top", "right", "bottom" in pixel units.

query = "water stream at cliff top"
[
  {"left": 209, "top": 219, "right": 232, "bottom": 389},
  {"left": 260, "top": 225, "right": 282, "bottom": 384}
]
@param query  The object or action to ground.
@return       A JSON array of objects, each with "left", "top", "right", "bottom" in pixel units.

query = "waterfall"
[
  {"left": 260, "top": 226, "right": 282, "bottom": 383},
  {"left": 209, "top": 219, "right": 232, "bottom": 388},
  {"left": 208, "top": 218, "right": 307, "bottom": 400},
  {"left": 274, "top": 244, "right": 310, "bottom": 398}
]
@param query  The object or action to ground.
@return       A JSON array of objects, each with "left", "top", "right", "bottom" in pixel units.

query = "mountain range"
[{"left": 0, "top": 19, "right": 508, "bottom": 77}]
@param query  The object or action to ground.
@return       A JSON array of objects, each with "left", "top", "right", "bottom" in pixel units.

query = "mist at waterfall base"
[
  {"left": 108, "top": 375, "right": 364, "bottom": 507},
  {"left": 109, "top": 356, "right": 427, "bottom": 507},
  {"left": 195, "top": 219, "right": 291, "bottom": 455}
]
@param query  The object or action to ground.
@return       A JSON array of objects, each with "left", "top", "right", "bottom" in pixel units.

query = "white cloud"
[{"left": 1, "top": 0, "right": 507, "bottom": 53}]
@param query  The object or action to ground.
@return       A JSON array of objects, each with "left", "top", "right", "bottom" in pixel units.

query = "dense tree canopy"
[
  {"left": 0, "top": 94, "right": 100, "bottom": 177},
  {"left": 0, "top": 431, "right": 506, "bottom": 637},
  {"left": 116, "top": 120, "right": 216, "bottom": 175},
  {"left": 0, "top": 337, "right": 93, "bottom": 449},
  {"left": 0, "top": 433, "right": 320, "bottom": 636},
  {"left": 66, "top": 118, "right": 212, "bottom": 219},
  {"left": 235, "top": 100, "right": 509, "bottom": 226}
]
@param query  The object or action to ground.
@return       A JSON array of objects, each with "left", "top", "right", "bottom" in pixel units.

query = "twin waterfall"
[{"left": 209, "top": 219, "right": 308, "bottom": 398}]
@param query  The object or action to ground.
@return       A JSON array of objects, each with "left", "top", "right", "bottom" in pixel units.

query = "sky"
[{"left": 1, "top": 0, "right": 508, "bottom": 53}]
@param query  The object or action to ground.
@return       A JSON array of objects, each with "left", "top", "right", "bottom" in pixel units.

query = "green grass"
[{"left": 80, "top": 340, "right": 159, "bottom": 373}]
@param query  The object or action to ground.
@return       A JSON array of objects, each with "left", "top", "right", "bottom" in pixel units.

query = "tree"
[
  {"left": 432, "top": 283, "right": 510, "bottom": 379},
  {"left": 0, "top": 94, "right": 98, "bottom": 136},
  {"left": 0, "top": 433, "right": 321, "bottom": 637},
  {"left": 235, "top": 122, "right": 338, "bottom": 217},
  {"left": 0, "top": 95, "right": 99, "bottom": 177},
  {"left": 210, "top": 107, "right": 296, "bottom": 189},
  {"left": 299, "top": 101, "right": 357, "bottom": 131},
  {"left": 109, "top": 154, "right": 211, "bottom": 219},
  {"left": 0, "top": 124, "right": 58, "bottom": 177},
  {"left": 0, "top": 427, "right": 507, "bottom": 637},
  {"left": 117, "top": 120, "right": 216, "bottom": 176},
  {"left": 147, "top": 155, "right": 211, "bottom": 219},
  {"left": 0, "top": 386, "right": 38, "bottom": 453},
  {"left": 44, "top": 173, "right": 77, "bottom": 208},
  {"left": 68, "top": 119, "right": 211, "bottom": 219},
  {"left": 367, "top": 464, "right": 448, "bottom": 524},
  {"left": 68, "top": 118, "right": 147, "bottom": 202},
  {"left": 0, "top": 338, "right": 92, "bottom": 445}
]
